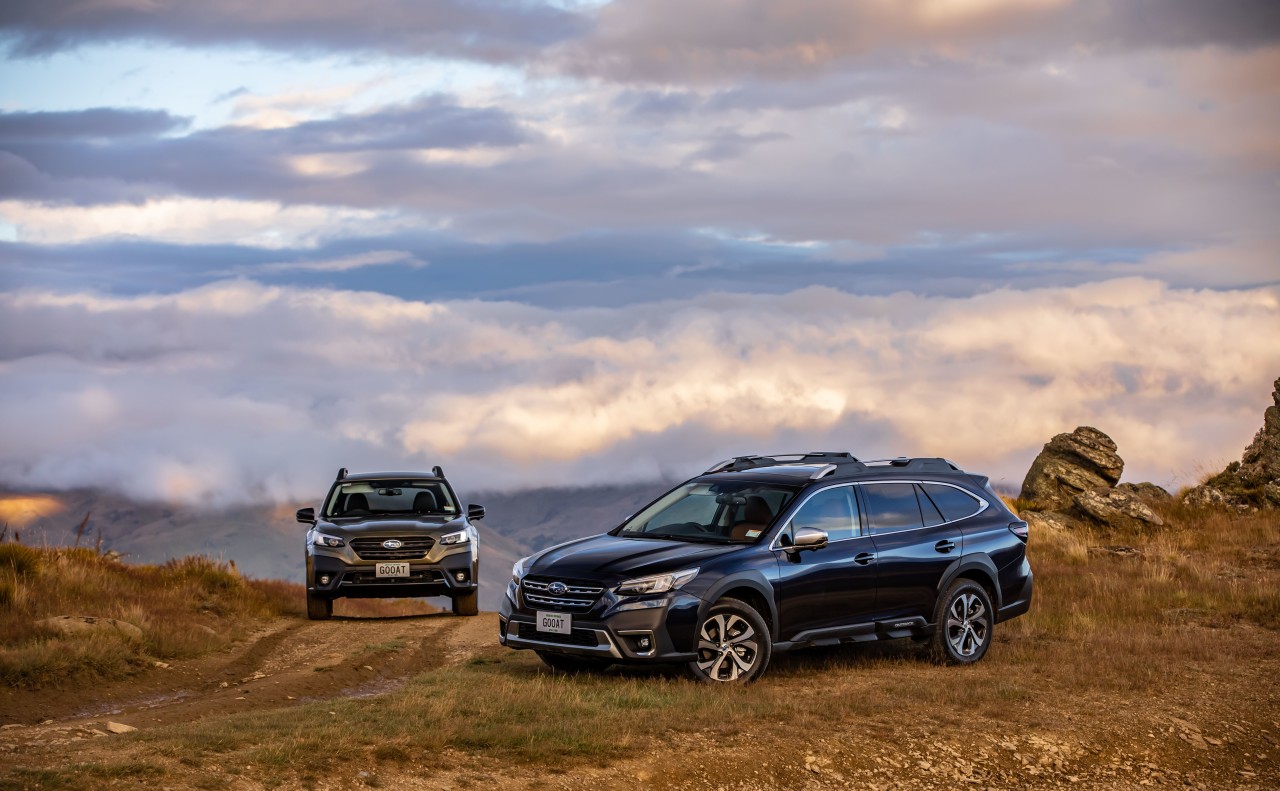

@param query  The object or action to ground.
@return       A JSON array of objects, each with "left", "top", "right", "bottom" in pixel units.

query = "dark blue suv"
[{"left": 498, "top": 452, "right": 1032, "bottom": 682}]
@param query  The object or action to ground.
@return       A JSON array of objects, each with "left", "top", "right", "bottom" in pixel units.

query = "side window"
[
  {"left": 921, "top": 482, "right": 983, "bottom": 523},
  {"left": 788, "top": 486, "right": 858, "bottom": 542},
  {"left": 861, "top": 483, "right": 925, "bottom": 535},
  {"left": 915, "top": 484, "right": 945, "bottom": 527}
]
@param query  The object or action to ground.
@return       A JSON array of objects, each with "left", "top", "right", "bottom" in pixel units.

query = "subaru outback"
[
  {"left": 499, "top": 452, "right": 1032, "bottom": 681},
  {"left": 297, "top": 467, "right": 484, "bottom": 619}
]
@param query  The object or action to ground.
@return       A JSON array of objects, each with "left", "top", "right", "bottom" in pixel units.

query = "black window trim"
[
  {"left": 770, "top": 479, "right": 989, "bottom": 548},
  {"left": 856, "top": 480, "right": 990, "bottom": 537}
]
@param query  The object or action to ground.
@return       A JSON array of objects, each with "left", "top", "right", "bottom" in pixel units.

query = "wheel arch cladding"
[
  {"left": 938, "top": 555, "right": 1002, "bottom": 609},
  {"left": 701, "top": 575, "right": 778, "bottom": 637}
]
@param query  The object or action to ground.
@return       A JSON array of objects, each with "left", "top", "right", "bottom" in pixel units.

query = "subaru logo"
[
  {"left": 547, "top": 581, "right": 568, "bottom": 596},
  {"left": 382, "top": 539, "right": 403, "bottom": 549}
]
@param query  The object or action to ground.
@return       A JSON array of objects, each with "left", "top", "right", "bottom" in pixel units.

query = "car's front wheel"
[
  {"left": 306, "top": 592, "right": 333, "bottom": 620},
  {"left": 686, "top": 598, "right": 771, "bottom": 683},
  {"left": 929, "top": 579, "right": 994, "bottom": 664}
]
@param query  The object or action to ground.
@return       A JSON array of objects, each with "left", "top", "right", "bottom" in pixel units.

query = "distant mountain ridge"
[{"left": 0, "top": 481, "right": 673, "bottom": 611}]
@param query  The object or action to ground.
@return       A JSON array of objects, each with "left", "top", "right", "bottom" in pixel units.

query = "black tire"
[
  {"left": 306, "top": 592, "right": 333, "bottom": 621},
  {"left": 451, "top": 590, "right": 479, "bottom": 616},
  {"left": 929, "top": 579, "right": 994, "bottom": 665},
  {"left": 536, "top": 651, "right": 612, "bottom": 673},
  {"left": 686, "top": 597, "right": 772, "bottom": 683}
]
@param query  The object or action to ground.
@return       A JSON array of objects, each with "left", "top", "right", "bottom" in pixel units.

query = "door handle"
[
  {"left": 854, "top": 552, "right": 875, "bottom": 565},
  {"left": 934, "top": 540, "right": 956, "bottom": 554}
]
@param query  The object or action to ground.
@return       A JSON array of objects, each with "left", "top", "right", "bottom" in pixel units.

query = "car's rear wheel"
[
  {"left": 536, "top": 651, "right": 612, "bottom": 673},
  {"left": 451, "top": 590, "right": 479, "bottom": 616},
  {"left": 929, "top": 579, "right": 993, "bottom": 664},
  {"left": 306, "top": 592, "right": 333, "bottom": 621},
  {"left": 686, "top": 597, "right": 771, "bottom": 683}
]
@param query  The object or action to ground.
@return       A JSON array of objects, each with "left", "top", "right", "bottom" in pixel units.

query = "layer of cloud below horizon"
[{"left": 1, "top": 277, "right": 1276, "bottom": 505}]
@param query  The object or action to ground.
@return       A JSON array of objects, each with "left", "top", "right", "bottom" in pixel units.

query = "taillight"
[{"left": 1009, "top": 521, "right": 1029, "bottom": 542}]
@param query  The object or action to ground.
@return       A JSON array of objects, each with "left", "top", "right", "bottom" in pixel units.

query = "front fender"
[{"left": 691, "top": 571, "right": 779, "bottom": 639}]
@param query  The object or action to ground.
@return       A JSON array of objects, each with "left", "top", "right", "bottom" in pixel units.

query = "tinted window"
[
  {"left": 916, "top": 484, "right": 945, "bottom": 527},
  {"left": 861, "top": 483, "right": 924, "bottom": 534},
  {"left": 921, "top": 482, "right": 983, "bottom": 522},
  {"left": 789, "top": 486, "right": 858, "bottom": 542}
]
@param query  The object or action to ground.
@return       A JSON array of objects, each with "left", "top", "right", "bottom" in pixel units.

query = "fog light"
[
  {"left": 637, "top": 636, "right": 651, "bottom": 650},
  {"left": 319, "top": 574, "right": 331, "bottom": 585},
  {"left": 454, "top": 571, "right": 467, "bottom": 582}
]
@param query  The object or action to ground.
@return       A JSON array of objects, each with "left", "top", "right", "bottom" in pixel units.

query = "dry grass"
[
  {"left": 0, "top": 545, "right": 304, "bottom": 688},
  {"left": 39, "top": 505, "right": 1270, "bottom": 790}
]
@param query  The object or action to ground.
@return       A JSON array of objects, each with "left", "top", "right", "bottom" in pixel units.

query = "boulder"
[
  {"left": 1181, "top": 377, "right": 1280, "bottom": 510},
  {"left": 36, "top": 616, "right": 143, "bottom": 642},
  {"left": 1072, "top": 487, "right": 1165, "bottom": 529},
  {"left": 1116, "top": 482, "right": 1172, "bottom": 504},
  {"left": 1019, "top": 426, "right": 1124, "bottom": 510},
  {"left": 1021, "top": 510, "right": 1079, "bottom": 532},
  {"left": 105, "top": 721, "right": 137, "bottom": 734}
]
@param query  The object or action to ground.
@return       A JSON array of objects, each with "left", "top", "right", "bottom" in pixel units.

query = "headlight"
[
  {"left": 313, "top": 533, "right": 345, "bottom": 548},
  {"left": 615, "top": 568, "right": 699, "bottom": 596},
  {"left": 439, "top": 529, "right": 470, "bottom": 546},
  {"left": 512, "top": 556, "right": 530, "bottom": 583}
]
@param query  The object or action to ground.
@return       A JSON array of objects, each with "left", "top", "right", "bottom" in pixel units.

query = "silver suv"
[{"left": 297, "top": 468, "right": 483, "bottom": 618}]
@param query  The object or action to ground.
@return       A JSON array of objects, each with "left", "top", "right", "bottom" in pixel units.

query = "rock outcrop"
[
  {"left": 36, "top": 615, "right": 143, "bottom": 642},
  {"left": 1019, "top": 427, "right": 1124, "bottom": 511},
  {"left": 1181, "top": 377, "right": 1280, "bottom": 510},
  {"left": 1019, "top": 426, "right": 1164, "bottom": 530}
]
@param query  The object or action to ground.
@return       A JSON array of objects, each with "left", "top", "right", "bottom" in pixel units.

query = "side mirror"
[
  {"left": 296, "top": 507, "right": 315, "bottom": 524},
  {"left": 785, "top": 527, "right": 828, "bottom": 554},
  {"left": 467, "top": 504, "right": 486, "bottom": 521}
]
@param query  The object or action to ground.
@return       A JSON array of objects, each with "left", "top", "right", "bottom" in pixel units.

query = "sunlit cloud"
[{"left": 1, "top": 278, "right": 1275, "bottom": 504}]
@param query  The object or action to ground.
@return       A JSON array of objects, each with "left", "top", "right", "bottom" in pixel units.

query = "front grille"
[
  {"left": 349, "top": 536, "right": 435, "bottom": 560},
  {"left": 517, "top": 622, "right": 600, "bottom": 647},
  {"left": 521, "top": 576, "right": 604, "bottom": 612},
  {"left": 340, "top": 569, "right": 443, "bottom": 586}
]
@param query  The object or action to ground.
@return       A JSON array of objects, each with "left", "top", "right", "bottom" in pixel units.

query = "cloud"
[
  {"left": 239, "top": 249, "right": 427, "bottom": 274},
  {"left": 0, "top": 0, "right": 586, "bottom": 63},
  {"left": 0, "top": 278, "right": 1276, "bottom": 504},
  {"left": 555, "top": 0, "right": 1280, "bottom": 84},
  {"left": 0, "top": 107, "right": 189, "bottom": 140},
  {"left": 0, "top": 197, "right": 416, "bottom": 247}
]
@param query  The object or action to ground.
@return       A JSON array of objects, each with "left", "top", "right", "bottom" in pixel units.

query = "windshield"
[
  {"left": 323, "top": 480, "right": 457, "bottom": 518},
  {"left": 616, "top": 481, "right": 799, "bottom": 543}
]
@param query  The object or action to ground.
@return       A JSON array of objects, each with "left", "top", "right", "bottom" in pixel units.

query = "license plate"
[
  {"left": 375, "top": 562, "right": 410, "bottom": 578},
  {"left": 536, "top": 611, "right": 571, "bottom": 634}
]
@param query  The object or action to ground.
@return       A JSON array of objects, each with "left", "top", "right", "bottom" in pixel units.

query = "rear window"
[
  {"left": 921, "top": 482, "right": 983, "bottom": 522},
  {"left": 861, "top": 483, "right": 924, "bottom": 534}
]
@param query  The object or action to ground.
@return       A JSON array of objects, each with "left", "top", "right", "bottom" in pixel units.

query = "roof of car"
[{"left": 695, "top": 454, "right": 989, "bottom": 489}]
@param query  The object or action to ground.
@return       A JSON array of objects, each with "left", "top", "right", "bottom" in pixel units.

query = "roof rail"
[
  {"left": 703, "top": 452, "right": 864, "bottom": 476},
  {"left": 862, "top": 457, "right": 965, "bottom": 473},
  {"left": 335, "top": 467, "right": 348, "bottom": 481},
  {"left": 432, "top": 465, "right": 445, "bottom": 479}
]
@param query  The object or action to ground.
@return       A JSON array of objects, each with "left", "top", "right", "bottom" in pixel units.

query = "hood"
[
  {"left": 314, "top": 515, "right": 461, "bottom": 538},
  {"left": 526, "top": 533, "right": 745, "bottom": 582}
]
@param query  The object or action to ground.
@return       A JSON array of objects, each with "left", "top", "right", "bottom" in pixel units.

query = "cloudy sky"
[{"left": 1, "top": 0, "right": 1278, "bottom": 504}]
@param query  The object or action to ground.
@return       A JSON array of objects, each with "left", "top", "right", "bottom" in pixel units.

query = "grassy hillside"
[
  {"left": 0, "top": 545, "right": 302, "bottom": 689},
  {"left": 3, "top": 502, "right": 1274, "bottom": 790}
]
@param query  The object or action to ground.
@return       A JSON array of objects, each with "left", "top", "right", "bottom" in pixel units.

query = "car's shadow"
[{"left": 504, "top": 637, "right": 935, "bottom": 682}]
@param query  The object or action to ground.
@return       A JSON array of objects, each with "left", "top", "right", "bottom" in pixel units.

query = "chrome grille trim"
[
  {"left": 349, "top": 536, "right": 436, "bottom": 560},
  {"left": 524, "top": 593, "right": 596, "bottom": 609},
  {"left": 522, "top": 580, "right": 604, "bottom": 595}
]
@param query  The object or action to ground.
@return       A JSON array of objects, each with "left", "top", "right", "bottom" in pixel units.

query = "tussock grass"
[
  {"left": 0, "top": 546, "right": 303, "bottom": 688},
  {"left": 104, "top": 506, "right": 1276, "bottom": 788}
]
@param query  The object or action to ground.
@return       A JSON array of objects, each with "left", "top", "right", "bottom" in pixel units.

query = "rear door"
[
  {"left": 859, "top": 482, "right": 962, "bottom": 623},
  {"left": 771, "top": 485, "right": 879, "bottom": 641}
]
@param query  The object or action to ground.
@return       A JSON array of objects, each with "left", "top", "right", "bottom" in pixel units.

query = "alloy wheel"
[
  {"left": 945, "top": 591, "right": 989, "bottom": 658},
  {"left": 696, "top": 613, "right": 759, "bottom": 682}
]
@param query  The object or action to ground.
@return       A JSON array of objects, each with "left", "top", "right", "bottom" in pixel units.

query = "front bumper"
[
  {"left": 308, "top": 551, "right": 476, "bottom": 599},
  {"left": 498, "top": 581, "right": 702, "bottom": 662}
]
